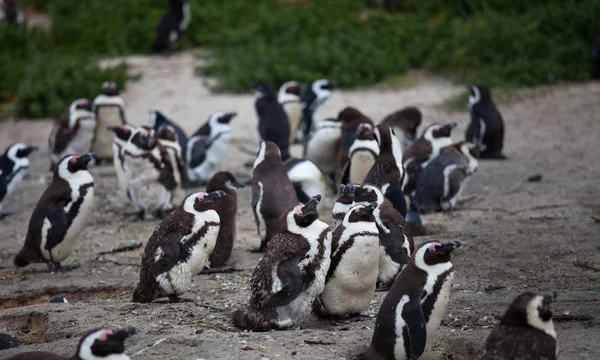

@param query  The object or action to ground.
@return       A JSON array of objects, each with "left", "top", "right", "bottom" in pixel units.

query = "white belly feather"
[{"left": 349, "top": 151, "right": 376, "bottom": 184}]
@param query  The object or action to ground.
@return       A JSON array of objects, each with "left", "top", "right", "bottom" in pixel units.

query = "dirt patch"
[
  {"left": 0, "top": 312, "right": 48, "bottom": 344},
  {"left": 0, "top": 285, "right": 128, "bottom": 310}
]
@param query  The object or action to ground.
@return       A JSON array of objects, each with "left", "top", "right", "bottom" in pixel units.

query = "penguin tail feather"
[
  {"left": 231, "top": 308, "right": 274, "bottom": 332},
  {"left": 13, "top": 253, "right": 29, "bottom": 268}
]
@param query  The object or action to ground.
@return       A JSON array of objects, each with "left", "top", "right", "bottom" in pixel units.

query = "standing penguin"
[
  {"left": 304, "top": 118, "right": 342, "bottom": 182},
  {"left": 413, "top": 141, "right": 480, "bottom": 214},
  {"left": 285, "top": 158, "right": 328, "bottom": 213},
  {"left": 14, "top": 153, "right": 96, "bottom": 272},
  {"left": 49, "top": 99, "right": 96, "bottom": 171},
  {"left": 483, "top": 292, "right": 557, "bottom": 360},
  {"left": 402, "top": 122, "right": 456, "bottom": 198},
  {"left": 278, "top": 81, "right": 303, "bottom": 144},
  {"left": 381, "top": 106, "right": 422, "bottom": 152},
  {"left": 299, "top": 79, "right": 337, "bottom": 142},
  {"left": 205, "top": 171, "right": 244, "bottom": 268},
  {"left": 340, "top": 123, "right": 379, "bottom": 185},
  {"left": 151, "top": 0, "right": 191, "bottom": 53},
  {"left": 359, "top": 241, "right": 462, "bottom": 360},
  {"left": 186, "top": 111, "right": 237, "bottom": 185},
  {"left": 4, "top": 326, "right": 137, "bottom": 360},
  {"left": 91, "top": 82, "right": 127, "bottom": 162},
  {"left": 107, "top": 124, "right": 136, "bottom": 196},
  {"left": 336, "top": 107, "right": 374, "bottom": 185},
  {"left": 0, "top": 143, "right": 38, "bottom": 219},
  {"left": 232, "top": 195, "right": 331, "bottom": 331},
  {"left": 363, "top": 123, "right": 407, "bottom": 217},
  {"left": 466, "top": 84, "right": 506, "bottom": 159},
  {"left": 251, "top": 141, "right": 298, "bottom": 252},
  {"left": 314, "top": 203, "right": 380, "bottom": 317},
  {"left": 132, "top": 190, "right": 224, "bottom": 303},
  {"left": 252, "top": 81, "right": 291, "bottom": 161},
  {"left": 149, "top": 110, "right": 188, "bottom": 161},
  {"left": 156, "top": 124, "right": 185, "bottom": 206},
  {"left": 0, "top": 0, "right": 25, "bottom": 24}
]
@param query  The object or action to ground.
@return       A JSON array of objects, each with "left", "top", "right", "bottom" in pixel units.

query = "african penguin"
[
  {"left": 252, "top": 81, "right": 291, "bottom": 161},
  {"left": 49, "top": 99, "right": 96, "bottom": 171},
  {"left": 205, "top": 171, "right": 244, "bottom": 268},
  {"left": 466, "top": 84, "right": 506, "bottom": 159},
  {"left": 304, "top": 118, "right": 342, "bottom": 182},
  {"left": 402, "top": 121, "right": 456, "bottom": 198},
  {"left": 331, "top": 183, "right": 363, "bottom": 227},
  {"left": 251, "top": 141, "right": 298, "bottom": 252},
  {"left": 0, "top": 143, "right": 38, "bottom": 219},
  {"left": 363, "top": 123, "right": 407, "bottom": 217},
  {"left": 483, "top": 292, "right": 558, "bottom": 360},
  {"left": 91, "top": 81, "right": 127, "bottom": 162},
  {"left": 132, "top": 190, "right": 224, "bottom": 303},
  {"left": 186, "top": 111, "right": 236, "bottom": 185},
  {"left": 151, "top": 0, "right": 191, "bottom": 53},
  {"left": 336, "top": 107, "right": 374, "bottom": 185},
  {"left": 381, "top": 106, "right": 422, "bottom": 152},
  {"left": 277, "top": 81, "right": 303, "bottom": 144},
  {"left": 0, "top": 0, "right": 25, "bottom": 24},
  {"left": 149, "top": 110, "right": 188, "bottom": 162},
  {"left": 4, "top": 326, "right": 137, "bottom": 360},
  {"left": 359, "top": 241, "right": 461, "bottom": 360},
  {"left": 314, "top": 203, "right": 380, "bottom": 317},
  {"left": 156, "top": 124, "right": 185, "bottom": 206},
  {"left": 232, "top": 195, "right": 332, "bottom": 331},
  {"left": 299, "top": 79, "right": 337, "bottom": 142},
  {"left": 14, "top": 153, "right": 96, "bottom": 272},
  {"left": 340, "top": 122, "right": 379, "bottom": 185},
  {"left": 107, "top": 124, "right": 136, "bottom": 197},
  {"left": 413, "top": 141, "right": 480, "bottom": 214},
  {"left": 285, "top": 158, "right": 328, "bottom": 214}
]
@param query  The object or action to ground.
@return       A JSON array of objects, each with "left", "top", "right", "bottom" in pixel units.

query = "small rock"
[{"left": 527, "top": 174, "right": 542, "bottom": 182}]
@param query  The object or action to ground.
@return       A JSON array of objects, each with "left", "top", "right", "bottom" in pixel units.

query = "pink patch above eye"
[
  {"left": 98, "top": 330, "right": 113, "bottom": 341},
  {"left": 428, "top": 242, "right": 442, "bottom": 251},
  {"left": 353, "top": 206, "right": 363, "bottom": 212},
  {"left": 70, "top": 156, "right": 79, "bottom": 163},
  {"left": 294, "top": 204, "right": 304, "bottom": 214},
  {"left": 363, "top": 185, "right": 373, "bottom": 192},
  {"left": 196, "top": 193, "right": 207, "bottom": 200}
]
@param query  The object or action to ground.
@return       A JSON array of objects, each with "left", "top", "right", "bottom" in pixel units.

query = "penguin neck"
[
  {"left": 349, "top": 139, "right": 379, "bottom": 156},
  {"left": 57, "top": 167, "right": 93, "bottom": 188}
]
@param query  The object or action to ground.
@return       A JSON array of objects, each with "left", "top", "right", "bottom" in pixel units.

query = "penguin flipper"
[
  {"left": 44, "top": 201, "right": 69, "bottom": 253},
  {"left": 403, "top": 298, "right": 427, "bottom": 359},
  {"left": 264, "top": 257, "right": 304, "bottom": 308},
  {"left": 441, "top": 165, "right": 471, "bottom": 206},
  {"left": 384, "top": 181, "right": 407, "bottom": 218},
  {"left": 149, "top": 234, "right": 181, "bottom": 279},
  {"left": 188, "top": 136, "right": 208, "bottom": 170}
]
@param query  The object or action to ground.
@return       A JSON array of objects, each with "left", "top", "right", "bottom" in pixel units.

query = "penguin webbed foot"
[
  {"left": 133, "top": 211, "right": 145, "bottom": 222},
  {"left": 154, "top": 209, "right": 166, "bottom": 219},
  {"left": 47, "top": 262, "right": 79, "bottom": 273}
]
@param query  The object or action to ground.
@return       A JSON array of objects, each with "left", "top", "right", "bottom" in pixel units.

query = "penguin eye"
[{"left": 427, "top": 247, "right": 436, "bottom": 253}]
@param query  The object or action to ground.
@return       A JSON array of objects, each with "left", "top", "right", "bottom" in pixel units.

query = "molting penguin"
[
  {"left": 107, "top": 124, "right": 137, "bottom": 197},
  {"left": 0, "top": 0, "right": 25, "bottom": 24},
  {"left": 14, "top": 153, "right": 96, "bottom": 272},
  {"left": 278, "top": 81, "right": 303, "bottom": 144},
  {"left": 314, "top": 203, "right": 379, "bottom": 317},
  {"left": 4, "top": 326, "right": 137, "bottom": 360},
  {"left": 402, "top": 121, "right": 456, "bottom": 198},
  {"left": 205, "top": 171, "right": 244, "bottom": 268},
  {"left": 381, "top": 106, "right": 422, "bottom": 152},
  {"left": 49, "top": 99, "right": 96, "bottom": 171},
  {"left": 252, "top": 81, "right": 291, "bottom": 161},
  {"left": 304, "top": 118, "right": 342, "bottom": 182},
  {"left": 413, "top": 141, "right": 480, "bottom": 214},
  {"left": 151, "top": 0, "right": 191, "bottom": 52},
  {"left": 340, "top": 122, "right": 379, "bottom": 185},
  {"left": 359, "top": 241, "right": 461, "bottom": 360},
  {"left": 0, "top": 143, "right": 38, "bottom": 219},
  {"left": 91, "top": 81, "right": 127, "bottom": 162},
  {"left": 149, "top": 110, "right": 188, "bottom": 162},
  {"left": 232, "top": 195, "right": 331, "bottom": 331},
  {"left": 285, "top": 158, "right": 328, "bottom": 213},
  {"left": 251, "top": 141, "right": 298, "bottom": 252},
  {"left": 336, "top": 107, "right": 374, "bottom": 185},
  {"left": 156, "top": 124, "right": 185, "bottom": 206},
  {"left": 132, "top": 190, "right": 224, "bottom": 303},
  {"left": 299, "top": 79, "right": 337, "bottom": 142},
  {"left": 483, "top": 292, "right": 558, "bottom": 360},
  {"left": 363, "top": 123, "right": 407, "bottom": 217},
  {"left": 186, "top": 111, "right": 237, "bottom": 185},
  {"left": 466, "top": 84, "right": 506, "bottom": 159}
]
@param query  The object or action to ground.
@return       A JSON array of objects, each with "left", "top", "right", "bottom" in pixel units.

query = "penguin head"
[
  {"left": 355, "top": 123, "right": 375, "bottom": 140},
  {"left": 374, "top": 124, "right": 403, "bottom": 163},
  {"left": 415, "top": 241, "right": 461, "bottom": 269},
  {"left": 399, "top": 106, "right": 423, "bottom": 141},
  {"left": 207, "top": 171, "right": 245, "bottom": 191},
  {"left": 460, "top": 142, "right": 483, "bottom": 159},
  {"left": 101, "top": 81, "right": 119, "bottom": 96},
  {"left": 250, "top": 81, "right": 275, "bottom": 98},
  {"left": 469, "top": 84, "right": 492, "bottom": 106},
  {"left": 255, "top": 141, "right": 281, "bottom": 167},
  {"left": 335, "top": 183, "right": 362, "bottom": 205},
  {"left": 206, "top": 111, "right": 236, "bottom": 137},
  {"left": 70, "top": 98, "right": 92, "bottom": 113},
  {"left": 108, "top": 124, "right": 136, "bottom": 142},
  {"left": 500, "top": 292, "right": 557, "bottom": 336},
  {"left": 188, "top": 190, "right": 226, "bottom": 212},
  {"left": 130, "top": 128, "right": 157, "bottom": 150},
  {"left": 291, "top": 194, "right": 322, "bottom": 227},
  {"left": 344, "top": 203, "right": 378, "bottom": 224},
  {"left": 156, "top": 124, "right": 178, "bottom": 143},
  {"left": 60, "top": 153, "right": 97, "bottom": 174},
  {"left": 7, "top": 143, "right": 38, "bottom": 162},
  {"left": 77, "top": 326, "right": 136, "bottom": 360},
  {"left": 357, "top": 184, "right": 383, "bottom": 204},
  {"left": 278, "top": 81, "right": 303, "bottom": 98},
  {"left": 312, "top": 79, "right": 336, "bottom": 100},
  {"left": 338, "top": 107, "right": 366, "bottom": 124}
]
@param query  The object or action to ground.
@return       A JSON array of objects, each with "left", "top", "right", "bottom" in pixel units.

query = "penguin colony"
[{"left": 3, "top": 69, "right": 567, "bottom": 359}]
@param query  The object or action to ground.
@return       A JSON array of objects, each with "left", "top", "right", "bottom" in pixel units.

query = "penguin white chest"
[
  {"left": 5, "top": 167, "right": 27, "bottom": 200},
  {"left": 393, "top": 294, "right": 412, "bottom": 360},
  {"left": 192, "top": 133, "right": 231, "bottom": 182},
  {"left": 94, "top": 107, "right": 122, "bottom": 158},
  {"left": 349, "top": 151, "right": 376, "bottom": 184},
  {"left": 125, "top": 154, "right": 168, "bottom": 212},
  {"left": 68, "top": 123, "right": 96, "bottom": 156},
  {"left": 254, "top": 181, "right": 267, "bottom": 241},
  {"left": 305, "top": 128, "right": 341, "bottom": 174},
  {"left": 423, "top": 271, "right": 455, "bottom": 354}
]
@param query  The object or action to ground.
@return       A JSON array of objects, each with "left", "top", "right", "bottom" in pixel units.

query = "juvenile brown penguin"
[
  {"left": 363, "top": 123, "right": 407, "bottom": 217},
  {"left": 359, "top": 241, "right": 461, "bottom": 360},
  {"left": 132, "top": 190, "right": 224, "bottom": 303},
  {"left": 4, "top": 326, "right": 136, "bottom": 360},
  {"left": 205, "top": 171, "right": 244, "bottom": 268},
  {"left": 91, "top": 81, "right": 127, "bottom": 162},
  {"left": 336, "top": 107, "right": 374, "bottom": 185},
  {"left": 14, "top": 153, "right": 96, "bottom": 272},
  {"left": 340, "top": 122, "right": 379, "bottom": 185},
  {"left": 251, "top": 141, "right": 298, "bottom": 252},
  {"left": 314, "top": 203, "right": 380, "bottom": 317},
  {"left": 483, "top": 292, "right": 557, "bottom": 360},
  {"left": 381, "top": 106, "right": 422, "bottom": 151},
  {"left": 232, "top": 195, "right": 331, "bottom": 331}
]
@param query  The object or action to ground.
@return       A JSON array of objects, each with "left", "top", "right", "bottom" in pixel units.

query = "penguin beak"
[
  {"left": 302, "top": 195, "right": 322, "bottom": 214},
  {"left": 436, "top": 122, "right": 457, "bottom": 137},
  {"left": 230, "top": 179, "right": 245, "bottom": 188},
  {"left": 359, "top": 203, "right": 377, "bottom": 214},
  {"left": 206, "top": 190, "right": 225, "bottom": 200},
  {"left": 222, "top": 112, "right": 237, "bottom": 123},
  {"left": 78, "top": 153, "right": 97, "bottom": 167},
  {"left": 339, "top": 184, "right": 346, "bottom": 193},
  {"left": 109, "top": 326, "right": 137, "bottom": 343},
  {"left": 23, "top": 146, "right": 39, "bottom": 156},
  {"left": 324, "top": 80, "right": 337, "bottom": 89},
  {"left": 107, "top": 125, "right": 118, "bottom": 132},
  {"left": 435, "top": 240, "right": 462, "bottom": 254}
]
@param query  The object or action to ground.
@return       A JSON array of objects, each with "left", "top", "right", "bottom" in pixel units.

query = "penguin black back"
[
  {"left": 252, "top": 81, "right": 291, "bottom": 161},
  {"left": 466, "top": 84, "right": 505, "bottom": 159},
  {"left": 151, "top": 0, "right": 190, "bottom": 53},
  {"left": 336, "top": 107, "right": 374, "bottom": 186},
  {"left": 149, "top": 110, "right": 188, "bottom": 161}
]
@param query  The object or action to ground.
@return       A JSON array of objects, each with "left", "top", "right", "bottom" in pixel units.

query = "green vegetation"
[
  {"left": 3, "top": 0, "right": 599, "bottom": 118},
  {"left": 440, "top": 90, "right": 470, "bottom": 112}
]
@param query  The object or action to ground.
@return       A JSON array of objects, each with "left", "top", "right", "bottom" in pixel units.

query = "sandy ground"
[{"left": 0, "top": 51, "right": 599, "bottom": 360}]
